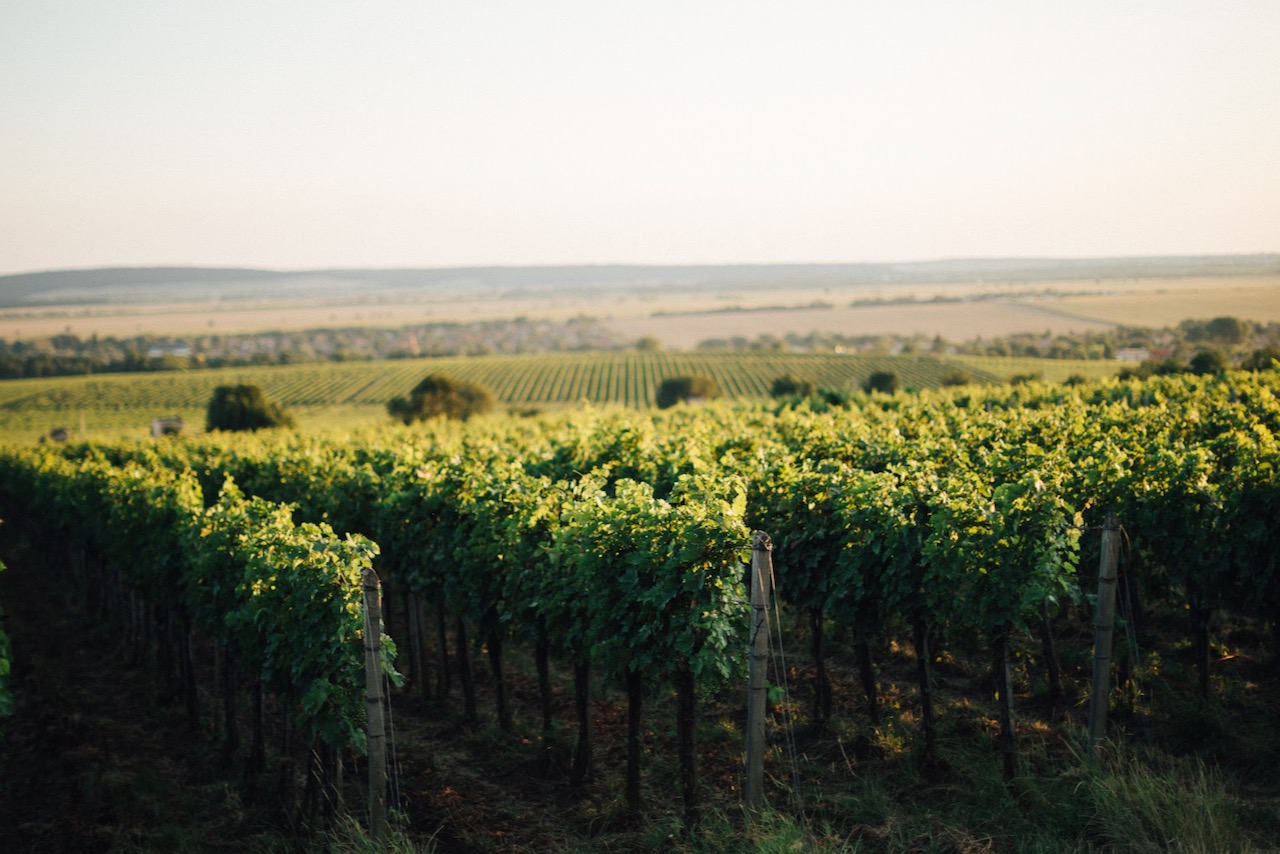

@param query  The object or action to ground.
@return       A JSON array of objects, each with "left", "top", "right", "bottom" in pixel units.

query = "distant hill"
[{"left": 2, "top": 255, "right": 1277, "bottom": 308}]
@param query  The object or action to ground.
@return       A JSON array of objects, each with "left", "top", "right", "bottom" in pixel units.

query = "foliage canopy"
[
  {"left": 388, "top": 373, "right": 496, "bottom": 423},
  {"left": 862, "top": 370, "right": 898, "bottom": 394},
  {"left": 205, "top": 384, "right": 295, "bottom": 432},
  {"left": 769, "top": 373, "right": 816, "bottom": 398},
  {"left": 655, "top": 374, "right": 721, "bottom": 409}
]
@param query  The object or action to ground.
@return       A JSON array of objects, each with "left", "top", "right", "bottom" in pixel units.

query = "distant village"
[{"left": 1, "top": 316, "right": 619, "bottom": 380}]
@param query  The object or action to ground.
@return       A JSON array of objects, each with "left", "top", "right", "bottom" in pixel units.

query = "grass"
[
  {"left": 334, "top": 601, "right": 1277, "bottom": 853},
  {"left": 1084, "top": 745, "right": 1261, "bottom": 853}
]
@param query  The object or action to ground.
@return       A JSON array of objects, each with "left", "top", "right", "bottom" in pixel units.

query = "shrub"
[
  {"left": 205, "top": 384, "right": 295, "bottom": 432},
  {"left": 1009, "top": 371, "right": 1044, "bottom": 386},
  {"left": 388, "top": 373, "right": 495, "bottom": 423},
  {"left": 940, "top": 369, "right": 973, "bottom": 387}
]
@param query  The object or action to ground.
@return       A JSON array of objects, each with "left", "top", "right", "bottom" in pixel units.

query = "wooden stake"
[
  {"left": 362, "top": 568, "right": 389, "bottom": 842},
  {"left": 745, "top": 531, "right": 773, "bottom": 822},
  {"left": 1088, "top": 513, "right": 1121, "bottom": 754}
]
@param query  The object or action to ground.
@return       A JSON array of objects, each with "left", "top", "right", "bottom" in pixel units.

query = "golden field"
[{"left": 2, "top": 274, "right": 1277, "bottom": 346}]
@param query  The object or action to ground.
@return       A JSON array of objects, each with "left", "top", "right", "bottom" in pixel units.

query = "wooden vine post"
[
  {"left": 745, "top": 531, "right": 773, "bottom": 823},
  {"left": 1088, "top": 512, "right": 1121, "bottom": 754},
  {"left": 362, "top": 567, "right": 389, "bottom": 841}
]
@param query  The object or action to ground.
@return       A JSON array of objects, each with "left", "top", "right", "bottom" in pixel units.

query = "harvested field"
[
  {"left": 608, "top": 299, "right": 1115, "bottom": 350},
  {"left": 1048, "top": 278, "right": 1280, "bottom": 327},
  {"left": 3, "top": 274, "right": 1276, "bottom": 343}
]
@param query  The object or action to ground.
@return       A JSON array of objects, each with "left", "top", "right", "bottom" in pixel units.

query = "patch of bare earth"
[{"left": 0, "top": 531, "right": 271, "bottom": 851}]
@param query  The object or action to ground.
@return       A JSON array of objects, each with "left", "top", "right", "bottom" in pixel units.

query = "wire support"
[
  {"left": 361, "top": 583, "right": 395, "bottom": 830},
  {"left": 384, "top": 668, "right": 403, "bottom": 814},
  {"left": 1117, "top": 543, "right": 1144, "bottom": 713},
  {"left": 764, "top": 564, "right": 806, "bottom": 823}
]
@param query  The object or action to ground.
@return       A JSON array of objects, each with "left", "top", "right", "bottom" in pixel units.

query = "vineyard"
[
  {"left": 0, "top": 369, "right": 1277, "bottom": 850},
  {"left": 0, "top": 350, "right": 1118, "bottom": 442}
]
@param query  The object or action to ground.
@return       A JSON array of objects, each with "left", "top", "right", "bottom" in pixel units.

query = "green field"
[{"left": 0, "top": 351, "right": 1120, "bottom": 442}]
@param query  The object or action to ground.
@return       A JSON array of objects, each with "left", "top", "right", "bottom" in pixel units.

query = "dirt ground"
[{"left": 0, "top": 530, "right": 254, "bottom": 851}]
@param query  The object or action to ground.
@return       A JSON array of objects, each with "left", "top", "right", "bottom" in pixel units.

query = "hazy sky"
[{"left": 2, "top": 1, "right": 1277, "bottom": 275}]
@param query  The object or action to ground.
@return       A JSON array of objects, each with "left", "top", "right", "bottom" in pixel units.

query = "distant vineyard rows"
[{"left": 0, "top": 351, "right": 1117, "bottom": 422}]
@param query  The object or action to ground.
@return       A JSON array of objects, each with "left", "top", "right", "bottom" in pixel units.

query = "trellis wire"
[{"left": 764, "top": 560, "right": 807, "bottom": 821}]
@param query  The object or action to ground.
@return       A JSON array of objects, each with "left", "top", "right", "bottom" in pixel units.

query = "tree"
[
  {"left": 1184, "top": 316, "right": 1248, "bottom": 345},
  {"left": 1119, "top": 358, "right": 1187, "bottom": 380},
  {"left": 862, "top": 371, "right": 898, "bottom": 394},
  {"left": 387, "top": 373, "right": 495, "bottom": 423},
  {"left": 655, "top": 375, "right": 720, "bottom": 409},
  {"left": 769, "top": 374, "right": 815, "bottom": 398},
  {"left": 1242, "top": 346, "right": 1280, "bottom": 371},
  {"left": 205, "top": 384, "right": 295, "bottom": 432},
  {"left": 1189, "top": 348, "right": 1229, "bottom": 376}
]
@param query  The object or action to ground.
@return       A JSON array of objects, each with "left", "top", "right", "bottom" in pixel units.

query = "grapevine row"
[
  {"left": 3, "top": 368, "right": 1277, "bottom": 812},
  {"left": 0, "top": 449, "right": 394, "bottom": 818}
]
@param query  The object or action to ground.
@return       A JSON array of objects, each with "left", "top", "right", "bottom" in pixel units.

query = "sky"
[{"left": 2, "top": 1, "right": 1278, "bottom": 275}]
